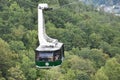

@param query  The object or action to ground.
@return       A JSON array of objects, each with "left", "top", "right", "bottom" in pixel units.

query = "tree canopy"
[{"left": 0, "top": 0, "right": 120, "bottom": 80}]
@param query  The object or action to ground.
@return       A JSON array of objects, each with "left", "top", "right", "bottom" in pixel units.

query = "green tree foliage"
[
  {"left": 89, "top": 33, "right": 102, "bottom": 48},
  {"left": 0, "top": 0, "right": 120, "bottom": 80},
  {"left": 0, "top": 71, "right": 5, "bottom": 80},
  {"left": 93, "top": 68, "right": 109, "bottom": 80},
  {"left": 94, "top": 58, "right": 120, "bottom": 80},
  {"left": 22, "top": 30, "right": 37, "bottom": 49},
  {"left": 70, "top": 48, "right": 109, "bottom": 68},
  {"left": 10, "top": 25, "right": 26, "bottom": 40},
  {"left": 7, "top": 65, "right": 26, "bottom": 80},
  {"left": 61, "top": 54, "right": 95, "bottom": 80},
  {"left": 9, "top": 41, "right": 26, "bottom": 53},
  {"left": 58, "top": 0, "right": 69, "bottom": 6},
  {"left": 21, "top": 54, "right": 36, "bottom": 80},
  {"left": 0, "top": 38, "right": 17, "bottom": 78}
]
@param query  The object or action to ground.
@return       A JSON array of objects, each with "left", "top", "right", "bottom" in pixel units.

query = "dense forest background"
[{"left": 0, "top": 0, "right": 120, "bottom": 80}]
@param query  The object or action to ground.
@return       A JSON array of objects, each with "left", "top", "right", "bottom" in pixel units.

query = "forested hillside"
[{"left": 0, "top": 0, "right": 120, "bottom": 80}]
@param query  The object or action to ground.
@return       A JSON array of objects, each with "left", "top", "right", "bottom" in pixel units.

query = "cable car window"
[
  {"left": 37, "top": 52, "right": 53, "bottom": 61},
  {"left": 54, "top": 50, "right": 61, "bottom": 61}
]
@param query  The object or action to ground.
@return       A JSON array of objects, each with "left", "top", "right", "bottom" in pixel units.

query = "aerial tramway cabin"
[{"left": 35, "top": 3, "right": 64, "bottom": 68}]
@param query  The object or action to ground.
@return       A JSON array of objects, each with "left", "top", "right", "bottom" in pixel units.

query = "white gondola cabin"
[{"left": 35, "top": 3, "right": 64, "bottom": 68}]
